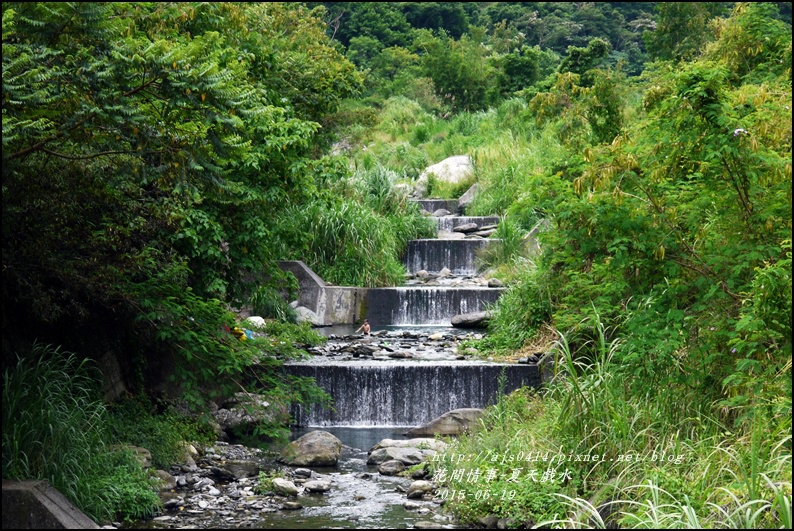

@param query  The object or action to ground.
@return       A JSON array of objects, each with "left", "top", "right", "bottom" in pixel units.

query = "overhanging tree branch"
[{"left": 5, "top": 76, "right": 163, "bottom": 162}]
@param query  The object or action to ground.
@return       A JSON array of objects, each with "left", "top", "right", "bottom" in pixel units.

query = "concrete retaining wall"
[
  {"left": 2, "top": 480, "right": 99, "bottom": 529},
  {"left": 278, "top": 261, "right": 368, "bottom": 325}
]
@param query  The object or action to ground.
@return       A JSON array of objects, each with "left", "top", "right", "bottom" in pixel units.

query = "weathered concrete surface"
[
  {"left": 278, "top": 261, "right": 368, "bottom": 325},
  {"left": 2, "top": 479, "right": 99, "bottom": 529}
]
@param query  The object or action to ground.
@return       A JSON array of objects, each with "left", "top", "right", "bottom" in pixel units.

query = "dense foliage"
[
  {"left": 2, "top": 1, "right": 791, "bottom": 527},
  {"left": 1, "top": 1, "right": 370, "bottom": 409},
  {"left": 3, "top": 344, "right": 163, "bottom": 521},
  {"left": 327, "top": 1, "right": 791, "bottom": 527}
]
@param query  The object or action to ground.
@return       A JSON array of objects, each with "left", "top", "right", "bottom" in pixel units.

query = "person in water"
[{"left": 355, "top": 319, "right": 371, "bottom": 336}]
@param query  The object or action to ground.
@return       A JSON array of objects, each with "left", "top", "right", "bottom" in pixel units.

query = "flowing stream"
[{"left": 129, "top": 200, "right": 536, "bottom": 529}]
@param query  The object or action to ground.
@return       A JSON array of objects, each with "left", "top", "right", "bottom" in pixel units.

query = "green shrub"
[
  {"left": 3, "top": 344, "right": 161, "bottom": 523},
  {"left": 107, "top": 394, "right": 214, "bottom": 470}
]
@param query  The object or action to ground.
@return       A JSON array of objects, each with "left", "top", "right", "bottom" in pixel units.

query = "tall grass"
[
  {"left": 3, "top": 343, "right": 161, "bottom": 522},
  {"left": 280, "top": 194, "right": 433, "bottom": 287},
  {"left": 433, "top": 311, "right": 791, "bottom": 528}
]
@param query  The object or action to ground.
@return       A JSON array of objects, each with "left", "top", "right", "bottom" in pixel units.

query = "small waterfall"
[
  {"left": 367, "top": 287, "right": 503, "bottom": 325},
  {"left": 285, "top": 361, "right": 539, "bottom": 427},
  {"left": 415, "top": 199, "right": 458, "bottom": 214},
  {"left": 404, "top": 239, "right": 497, "bottom": 275},
  {"left": 435, "top": 216, "right": 500, "bottom": 233}
]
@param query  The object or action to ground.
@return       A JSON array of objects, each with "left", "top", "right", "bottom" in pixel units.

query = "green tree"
[
  {"left": 2, "top": 2, "right": 361, "bottom": 406},
  {"left": 643, "top": 2, "right": 729, "bottom": 62},
  {"left": 415, "top": 31, "right": 495, "bottom": 111}
]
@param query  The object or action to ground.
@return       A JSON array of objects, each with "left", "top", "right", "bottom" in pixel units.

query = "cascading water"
[
  {"left": 403, "top": 238, "right": 492, "bottom": 276},
  {"left": 285, "top": 208, "right": 536, "bottom": 428},
  {"left": 366, "top": 286, "right": 503, "bottom": 325},
  {"left": 288, "top": 361, "right": 539, "bottom": 427}
]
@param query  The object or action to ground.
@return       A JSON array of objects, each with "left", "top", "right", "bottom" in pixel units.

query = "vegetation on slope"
[{"left": 2, "top": 2, "right": 791, "bottom": 526}]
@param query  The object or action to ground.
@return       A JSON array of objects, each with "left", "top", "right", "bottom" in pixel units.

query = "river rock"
[
  {"left": 415, "top": 155, "right": 474, "bottom": 198},
  {"left": 281, "top": 430, "right": 342, "bottom": 466},
  {"left": 303, "top": 480, "right": 332, "bottom": 493},
  {"left": 155, "top": 469, "right": 176, "bottom": 491},
  {"left": 370, "top": 438, "right": 448, "bottom": 453},
  {"left": 281, "top": 501, "right": 303, "bottom": 510},
  {"left": 367, "top": 447, "right": 431, "bottom": 466},
  {"left": 407, "top": 480, "right": 434, "bottom": 499},
  {"left": 404, "top": 408, "right": 484, "bottom": 437},
  {"left": 450, "top": 311, "right": 491, "bottom": 328},
  {"left": 457, "top": 183, "right": 480, "bottom": 213},
  {"left": 271, "top": 478, "right": 299, "bottom": 497},
  {"left": 378, "top": 459, "right": 406, "bottom": 476}
]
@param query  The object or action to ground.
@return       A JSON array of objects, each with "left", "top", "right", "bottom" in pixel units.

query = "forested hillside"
[{"left": 3, "top": 2, "right": 791, "bottom": 526}]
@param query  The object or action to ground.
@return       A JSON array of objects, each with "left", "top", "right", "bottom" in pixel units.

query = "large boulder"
[
  {"left": 451, "top": 311, "right": 492, "bottom": 328},
  {"left": 403, "top": 408, "right": 484, "bottom": 437},
  {"left": 281, "top": 430, "right": 343, "bottom": 467},
  {"left": 457, "top": 183, "right": 480, "bottom": 214},
  {"left": 271, "top": 478, "right": 299, "bottom": 497},
  {"left": 367, "top": 447, "right": 433, "bottom": 466},
  {"left": 369, "top": 438, "right": 447, "bottom": 453},
  {"left": 415, "top": 155, "right": 474, "bottom": 198}
]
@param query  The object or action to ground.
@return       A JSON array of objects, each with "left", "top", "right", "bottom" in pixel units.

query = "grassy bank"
[{"left": 430, "top": 315, "right": 791, "bottom": 528}]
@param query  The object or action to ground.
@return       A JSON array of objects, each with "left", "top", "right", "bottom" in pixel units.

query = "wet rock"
[
  {"left": 281, "top": 501, "right": 303, "bottom": 510},
  {"left": 271, "top": 478, "right": 299, "bottom": 497},
  {"left": 378, "top": 459, "right": 406, "bottom": 476},
  {"left": 281, "top": 430, "right": 342, "bottom": 466},
  {"left": 404, "top": 408, "right": 484, "bottom": 437},
  {"left": 303, "top": 480, "right": 332, "bottom": 493},
  {"left": 451, "top": 311, "right": 491, "bottom": 328},
  {"left": 407, "top": 480, "right": 434, "bottom": 499}
]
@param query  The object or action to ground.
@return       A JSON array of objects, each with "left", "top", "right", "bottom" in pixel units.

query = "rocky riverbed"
[{"left": 124, "top": 437, "right": 460, "bottom": 529}]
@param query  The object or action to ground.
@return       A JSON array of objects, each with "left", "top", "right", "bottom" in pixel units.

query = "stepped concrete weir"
[
  {"left": 280, "top": 187, "right": 542, "bottom": 432},
  {"left": 404, "top": 238, "right": 497, "bottom": 276},
  {"left": 285, "top": 360, "right": 539, "bottom": 427},
  {"left": 415, "top": 199, "right": 458, "bottom": 214},
  {"left": 367, "top": 286, "right": 503, "bottom": 325},
  {"left": 435, "top": 215, "right": 500, "bottom": 233}
]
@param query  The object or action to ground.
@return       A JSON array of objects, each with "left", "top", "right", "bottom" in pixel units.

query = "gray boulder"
[
  {"left": 451, "top": 311, "right": 492, "bottom": 328},
  {"left": 378, "top": 459, "right": 406, "bottom": 476},
  {"left": 404, "top": 408, "right": 484, "bottom": 437},
  {"left": 367, "top": 447, "right": 431, "bottom": 466},
  {"left": 407, "top": 480, "right": 434, "bottom": 499},
  {"left": 457, "top": 183, "right": 480, "bottom": 214},
  {"left": 281, "top": 430, "right": 342, "bottom": 466},
  {"left": 271, "top": 477, "right": 300, "bottom": 497},
  {"left": 416, "top": 155, "right": 474, "bottom": 198}
]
